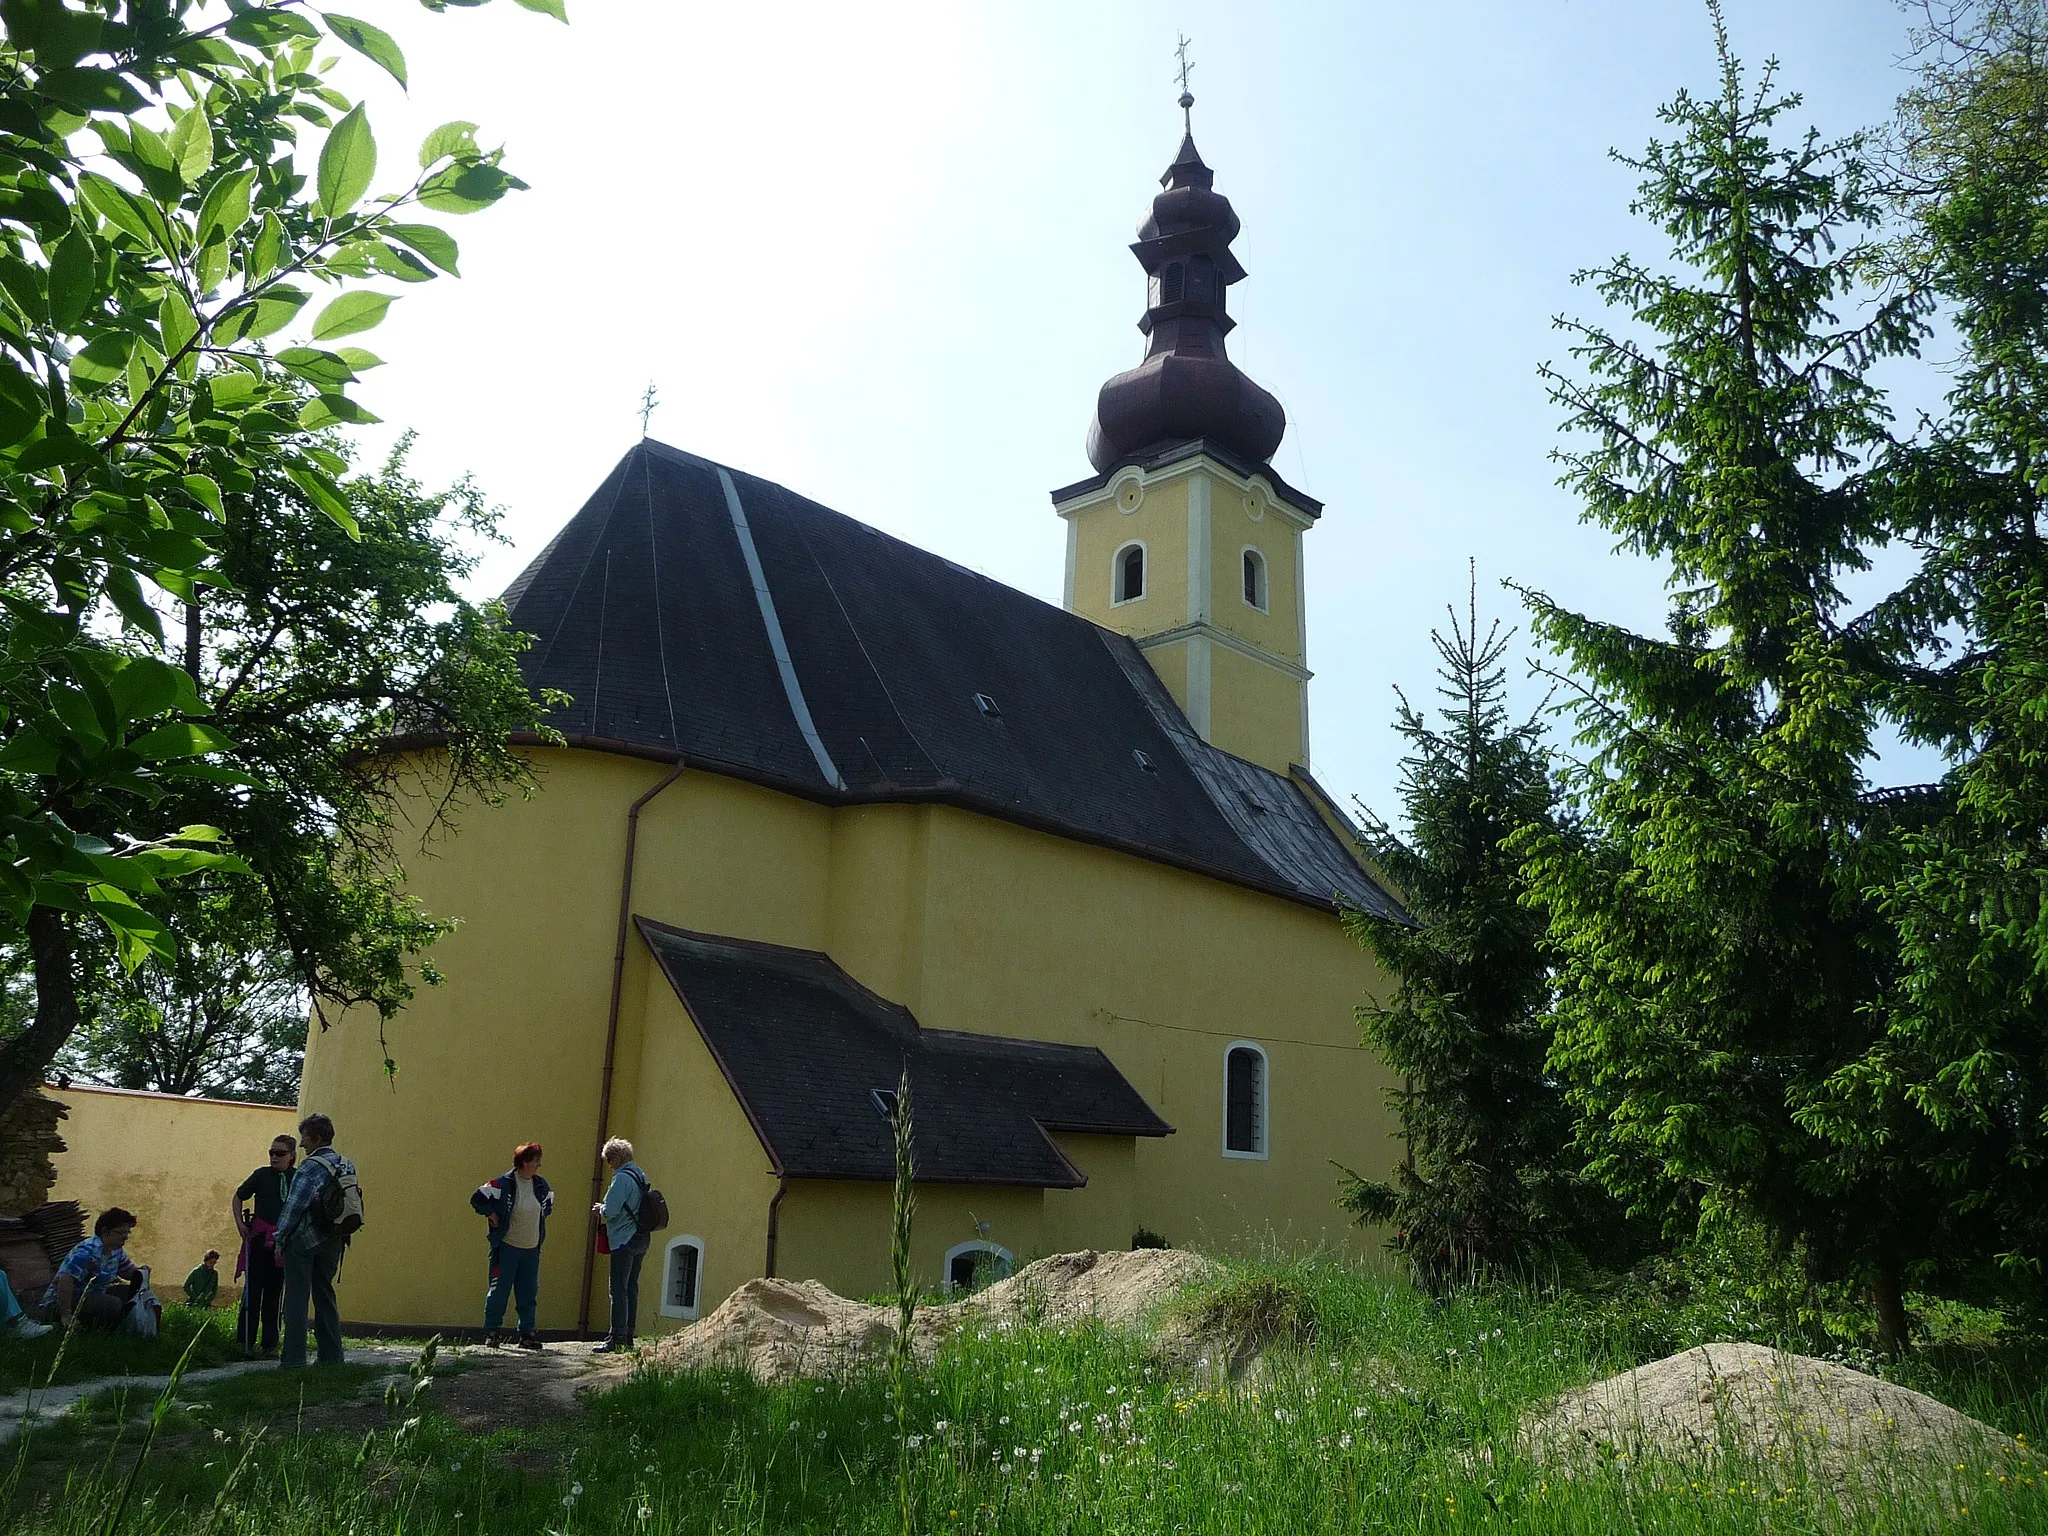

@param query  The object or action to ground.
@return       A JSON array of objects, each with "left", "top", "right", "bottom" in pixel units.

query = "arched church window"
[
  {"left": 1161, "top": 263, "right": 1185, "bottom": 305},
  {"left": 1223, "top": 1041, "right": 1268, "bottom": 1158},
  {"left": 943, "top": 1240, "right": 1014, "bottom": 1294},
  {"left": 658, "top": 1234, "right": 706, "bottom": 1320},
  {"left": 1114, "top": 542, "right": 1146, "bottom": 605},
  {"left": 1242, "top": 548, "right": 1267, "bottom": 611}
]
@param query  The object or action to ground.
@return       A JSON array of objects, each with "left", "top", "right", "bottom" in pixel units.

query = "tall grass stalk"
[
  {"left": 889, "top": 1065, "right": 917, "bottom": 1536},
  {"left": 95, "top": 1315, "right": 206, "bottom": 1536}
]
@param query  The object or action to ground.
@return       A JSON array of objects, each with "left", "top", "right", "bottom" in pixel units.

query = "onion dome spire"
[{"left": 1084, "top": 81, "right": 1286, "bottom": 476}]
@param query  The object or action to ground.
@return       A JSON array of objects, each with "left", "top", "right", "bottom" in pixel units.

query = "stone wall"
[{"left": 0, "top": 1090, "right": 67, "bottom": 1216}]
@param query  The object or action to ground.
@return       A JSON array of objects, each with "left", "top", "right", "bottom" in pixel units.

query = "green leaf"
[
  {"left": 46, "top": 229, "right": 95, "bottom": 330},
  {"left": 418, "top": 160, "right": 524, "bottom": 215},
  {"left": 310, "top": 289, "right": 395, "bottom": 340},
  {"left": 130, "top": 721, "right": 233, "bottom": 760},
  {"left": 78, "top": 173, "right": 171, "bottom": 253},
  {"left": 180, "top": 473, "right": 225, "bottom": 518},
  {"left": 158, "top": 288, "right": 198, "bottom": 363},
  {"left": 107, "top": 657, "right": 200, "bottom": 725},
  {"left": 322, "top": 13, "right": 408, "bottom": 88},
  {"left": 384, "top": 222, "right": 459, "bottom": 275},
  {"left": 299, "top": 392, "right": 380, "bottom": 429},
  {"left": 512, "top": 0, "right": 569, "bottom": 17},
  {"left": 68, "top": 331, "right": 133, "bottom": 391},
  {"left": 37, "top": 66, "right": 146, "bottom": 114},
  {"left": 105, "top": 564, "right": 165, "bottom": 641},
  {"left": 167, "top": 108, "right": 214, "bottom": 186},
  {"left": 316, "top": 103, "right": 377, "bottom": 219},
  {"left": 335, "top": 347, "right": 384, "bottom": 371},
  {"left": 285, "top": 460, "right": 360, "bottom": 538},
  {"left": 196, "top": 168, "right": 256, "bottom": 244},
  {"left": 224, "top": 9, "right": 322, "bottom": 45},
  {"left": 276, "top": 346, "right": 359, "bottom": 390},
  {"left": 215, "top": 289, "right": 308, "bottom": 343},
  {"left": 418, "top": 120, "right": 479, "bottom": 168},
  {"left": 0, "top": 727, "right": 61, "bottom": 774},
  {"left": 0, "top": 357, "right": 45, "bottom": 446},
  {"left": 250, "top": 211, "right": 286, "bottom": 280}
]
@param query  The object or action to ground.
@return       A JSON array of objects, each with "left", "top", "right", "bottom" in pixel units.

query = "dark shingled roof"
[
  {"left": 504, "top": 440, "right": 1400, "bottom": 922},
  {"left": 639, "top": 920, "right": 1171, "bottom": 1186}
]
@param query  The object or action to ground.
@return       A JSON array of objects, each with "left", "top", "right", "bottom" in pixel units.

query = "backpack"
[
  {"left": 626, "top": 1167, "right": 668, "bottom": 1239},
  {"left": 314, "top": 1152, "right": 366, "bottom": 1239}
]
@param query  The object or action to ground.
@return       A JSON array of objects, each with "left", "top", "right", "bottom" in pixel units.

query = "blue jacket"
[
  {"left": 600, "top": 1162, "right": 647, "bottom": 1251},
  {"left": 471, "top": 1170, "right": 553, "bottom": 1251}
]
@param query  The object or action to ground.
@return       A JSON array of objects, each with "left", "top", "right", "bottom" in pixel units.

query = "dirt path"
[{"left": 1, "top": 1341, "right": 635, "bottom": 1443}]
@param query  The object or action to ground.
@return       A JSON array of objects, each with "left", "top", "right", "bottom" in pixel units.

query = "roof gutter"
[{"left": 577, "top": 761, "right": 687, "bottom": 1339}]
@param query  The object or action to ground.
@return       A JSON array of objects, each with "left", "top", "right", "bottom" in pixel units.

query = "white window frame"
[
  {"left": 1111, "top": 540, "right": 1148, "bottom": 606},
  {"left": 1240, "top": 546, "right": 1269, "bottom": 612},
  {"left": 1221, "top": 1040, "right": 1270, "bottom": 1160},
  {"left": 941, "top": 1239, "right": 1015, "bottom": 1294},
  {"left": 658, "top": 1233, "right": 707, "bottom": 1321}
]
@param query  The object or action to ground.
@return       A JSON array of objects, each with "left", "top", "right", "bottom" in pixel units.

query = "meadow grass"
[
  {"left": 0, "top": 1305, "right": 243, "bottom": 1393},
  {"left": 4, "top": 1253, "right": 2046, "bottom": 1534}
]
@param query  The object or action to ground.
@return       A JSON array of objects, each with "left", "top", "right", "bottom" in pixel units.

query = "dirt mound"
[
  {"left": 974, "top": 1249, "right": 1219, "bottom": 1330},
  {"left": 1522, "top": 1343, "right": 2023, "bottom": 1485},
  {"left": 648, "top": 1250, "right": 1217, "bottom": 1383}
]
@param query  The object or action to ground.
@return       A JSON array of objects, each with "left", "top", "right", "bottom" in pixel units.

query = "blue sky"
[{"left": 339, "top": 0, "right": 1936, "bottom": 824}]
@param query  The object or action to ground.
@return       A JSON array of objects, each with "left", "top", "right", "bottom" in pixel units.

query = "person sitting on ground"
[
  {"left": 36, "top": 1208, "right": 145, "bottom": 1331},
  {"left": 184, "top": 1249, "right": 221, "bottom": 1308},
  {"left": 0, "top": 1267, "right": 53, "bottom": 1340},
  {"left": 471, "top": 1141, "right": 554, "bottom": 1350}
]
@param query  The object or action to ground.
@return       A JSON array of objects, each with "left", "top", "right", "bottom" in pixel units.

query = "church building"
[{"left": 302, "top": 111, "right": 1405, "bottom": 1334}]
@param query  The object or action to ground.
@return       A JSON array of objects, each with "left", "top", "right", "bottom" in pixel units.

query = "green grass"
[
  {"left": 0, "top": 1306, "right": 244, "bottom": 1393},
  {"left": 4, "top": 1254, "right": 2047, "bottom": 1534}
]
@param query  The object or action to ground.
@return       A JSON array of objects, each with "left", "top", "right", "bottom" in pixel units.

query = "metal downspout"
[
  {"left": 764, "top": 1173, "right": 790, "bottom": 1278},
  {"left": 578, "top": 760, "right": 687, "bottom": 1338}
]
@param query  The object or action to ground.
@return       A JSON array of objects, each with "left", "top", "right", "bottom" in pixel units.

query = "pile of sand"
[
  {"left": 647, "top": 1249, "right": 1217, "bottom": 1383},
  {"left": 1521, "top": 1343, "right": 2024, "bottom": 1485}
]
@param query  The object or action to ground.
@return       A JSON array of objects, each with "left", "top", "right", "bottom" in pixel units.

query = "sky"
[{"left": 323, "top": 0, "right": 1939, "bottom": 825}]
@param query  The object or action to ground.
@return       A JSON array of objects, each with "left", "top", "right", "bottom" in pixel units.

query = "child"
[{"left": 183, "top": 1249, "right": 221, "bottom": 1308}]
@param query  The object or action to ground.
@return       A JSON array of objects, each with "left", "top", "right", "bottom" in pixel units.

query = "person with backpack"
[
  {"left": 273, "top": 1111, "right": 362, "bottom": 1370},
  {"left": 470, "top": 1140, "right": 553, "bottom": 1348},
  {"left": 591, "top": 1137, "right": 662, "bottom": 1353}
]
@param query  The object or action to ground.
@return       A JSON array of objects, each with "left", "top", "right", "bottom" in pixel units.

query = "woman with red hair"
[{"left": 469, "top": 1142, "right": 553, "bottom": 1348}]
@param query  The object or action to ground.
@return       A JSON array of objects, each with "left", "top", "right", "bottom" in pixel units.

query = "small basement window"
[
  {"left": 659, "top": 1234, "right": 706, "bottom": 1321},
  {"left": 1242, "top": 548, "right": 1268, "bottom": 611},
  {"left": 943, "top": 1240, "right": 1014, "bottom": 1294},
  {"left": 1223, "top": 1041, "right": 1269, "bottom": 1159},
  {"left": 1114, "top": 542, "right": 1146, "bottom": 605}
]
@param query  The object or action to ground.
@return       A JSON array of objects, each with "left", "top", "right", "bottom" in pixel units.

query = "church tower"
[{"left": 1051, "top": 91, "right": 1321, "bottom": 776}]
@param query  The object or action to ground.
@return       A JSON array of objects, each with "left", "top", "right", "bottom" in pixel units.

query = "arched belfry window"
[
  {"left": 1242, "top": 548, "right": 1268, "bottom": 611},
  {"left": 1223, "top": 1041, "right": 1268, "bottom": 1159},
  {"left": 1161, "top": 262, "right": 1185, "bottom": 304},
  {"left": 1114, "top": 542, "right": 1146, "bottom": 605}
]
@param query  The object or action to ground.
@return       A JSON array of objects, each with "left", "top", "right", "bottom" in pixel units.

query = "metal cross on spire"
[
  {"left": 638, "top": 381, "right": 660, "bottom": 439},
  {"left": 1174, "top": 34, "right": 1195, "bottom": 131}
]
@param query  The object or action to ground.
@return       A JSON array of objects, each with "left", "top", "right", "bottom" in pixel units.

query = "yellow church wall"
[
  {"left": 773, "top": 1181, "right": 1046, "bottom": 1301},
  {"left": 896, "top": 806, "right": 1395, "bottom": 1262},
  {"left": 1135, "top": 638, "right": 1189, "bottom": 717},
  {"left": 1040, "top": 1134, "right": 1137, "bottom": 1256},
  {"left": 48, "top": 1085, "right": 297, "bottom": 1305},
  {"left": 1068, "top": 473, "right": 1190, "bottom": 633},
  {"left": 1205, "top": 644, "right": 1310, "bottom": 775},
  {"left": 620, "top": 967, "right": 777, "bottom": 1328},
  {"left": 1206, "top": 501, "right": 1301, "bottom": 665}
]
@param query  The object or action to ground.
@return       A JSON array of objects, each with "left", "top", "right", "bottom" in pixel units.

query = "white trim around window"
[
  {"left": 942, "top": 1240, "right": 1015, "bottom": 1294},
  {"left": 658, "top": 1234, "right": 707, "bottom": 1320},
  {"left": 1222, "top": 1040, "right": 1270, "bottom": 1160},
  {"left": 1240, "top": 546, "right": 1269, "bottom": 612},
  {"left": 1111, "top": 540, "right": 1148, "bottom": 606}
]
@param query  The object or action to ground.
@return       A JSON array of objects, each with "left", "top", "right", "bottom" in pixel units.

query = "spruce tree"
[
  {"left": 1341, "top": 570, "right": 1582, "bottom": 1288},
  {"left": 1517, "top": 9, "right": 1932, "bottom": 1351}
]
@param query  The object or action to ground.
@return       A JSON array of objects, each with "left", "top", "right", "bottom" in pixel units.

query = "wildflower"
[
  {"left": 1338, "top": 1433, "right": 1352, "bottom": 1450},
  {"left": 644, "top": 1463, "right": 657, "bottom": 1473},
  {"left": 1069, "top": 1421, "right": 1082, "bottom": 1433},
  {"left": 934, "top": 1420, "right": 949, "bottom": 1432},
  {"left": 998, "top": 1414, "right": 1010, "bottom": 1425},
  {"left": 638, "top": 1506, "right": 652, "bottom": 1521},
  {"left": 817, "top": 1430, "right": 827, "bottom": 1441},
  {"left": 907, "top": 1434, "right": 925, "bottom": 1449}
]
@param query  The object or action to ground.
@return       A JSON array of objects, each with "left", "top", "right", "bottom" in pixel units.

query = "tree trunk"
[
  {"left": 0, "top": 906, "right": 81, "bottom": 1122},
  {"left": 1873, "top": 1245, "right": 1911, "bottom": 1359}
]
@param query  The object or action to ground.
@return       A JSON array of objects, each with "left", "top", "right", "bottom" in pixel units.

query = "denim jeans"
[
  {"left": 280, "top": 1234, "right": 346, "bottom": 1368},
  {"left": 485, "top": 1243, "right": 542, "bottom": 1334},
  {"left": 608, "top": 1235, "right": 648, "bottom": 1343}
]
